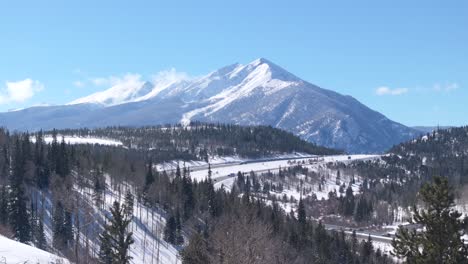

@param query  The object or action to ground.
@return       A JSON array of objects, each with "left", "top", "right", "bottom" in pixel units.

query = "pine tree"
[
  {"left": 64, "top": 210, "right": 74, "bottom": 245},
  {"left": 52, "top": 201, "right": 66, "bottom": 248},
  {"left": 297, "top": 198, "right": 306, "bottom": 228},
  {"left": 392, "top": 176, "right": 468, "bottom": 263},
  {"left": 164, "top": 213, "right": 177, "bottom": 244},
  {"left": 360, "top": 235, "right": 373, "bottom": 262},
  {"left": 0, "top": 185, "right": 8, "bottom": 225},
  {"left": 144, "top": 161, "right": 154, "bottom": 188},
  {"left": 35, "top": 131, "right": 49, "bottom": 189},
  {"left": 123, "top": 191, "right": 134, "bottom": 218},
  {"left": 9, "top": 138, "right": 31, "bottom": 243},
  {"left": 36, "top": 218, "right": 47, "bottom": 250},
  {"left": 182, "top": 175, "right": 194, "bottom": 220},
  {"left": 99, "top": 201, "right": 134, "bottom": 264},
  {"left": 98, "top": 229, "right": 113, "bottom": 264},
  {"left": 207, "top": 179, "right": 219, "bottom": 217},
  {"left": 175, "top": 209, "right": 184, "bottom": 245},
  {"left": 342, "top": 186, "right": 355, "bottom": 216}
]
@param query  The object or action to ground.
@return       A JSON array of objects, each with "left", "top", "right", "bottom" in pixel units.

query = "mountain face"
[{"left": 0, "top": 58, "right": 418, "bottom": 153}]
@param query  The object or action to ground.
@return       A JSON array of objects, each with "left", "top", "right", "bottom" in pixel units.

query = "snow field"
[{"left": 0, "top": 235, "right": 70, "bottom": 264}]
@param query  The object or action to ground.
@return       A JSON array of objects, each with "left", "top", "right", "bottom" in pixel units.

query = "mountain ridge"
[{"left": 0, "top": 58, "right": 418, "bottom": 153}]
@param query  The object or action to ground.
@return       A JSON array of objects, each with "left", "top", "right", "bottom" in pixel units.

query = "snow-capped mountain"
[{"left": 0, "top": 58, "right": 418, "bottom": 153}]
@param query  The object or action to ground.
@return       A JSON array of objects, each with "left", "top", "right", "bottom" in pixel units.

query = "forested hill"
[
  {"left": 390, "top": 126, "right": 468, "bottom": 157},
  {"left": 46, "top": 122, "right": 342, "bottom": 158},
  {"left": 0, "top": 127, "right": 387, "bottom": 264},
  {"left": 387, "top": 126, "right": 468, "bottom": 185}
]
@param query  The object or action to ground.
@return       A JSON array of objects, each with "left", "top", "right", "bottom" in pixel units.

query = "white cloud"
[
  {"left": 0, "top": 79, "right": 44, "bottom": 104},
  {"left": 375, "top": 86, "right": 408, "bottom": 96},
  {"left": 91, "top": 77, "right": 110, "bottom": 86},
  {"left": 433, "top": 82, "right": 459, "bottom": 92},
  {"left": 90, "top": 73, "right": 143, "bottom": 87},
  {"left": 73, "top": 81, "right": 85, "bottom": 87},
  {"left": 151, "top": 68, "right": 190, "bottom": 85}
]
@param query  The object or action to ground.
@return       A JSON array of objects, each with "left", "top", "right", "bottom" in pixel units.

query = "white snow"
[
  {"left": 69, "top": 74, "right": 147, "bottom": 106},
  {"left": 181, "top": 59, "right": 300, "bottom": 125},
  {"left": 70, "top": 175, "right": 180, "bottom": 264},
  {"left": 188, "top": 154, "right": 378, "bottom": 191},
  {"left": 31, "top": 135, "right": 123, "bottom": 146},
  {"left": 0, "top": 235, "right": 69, "bottom": 264}
]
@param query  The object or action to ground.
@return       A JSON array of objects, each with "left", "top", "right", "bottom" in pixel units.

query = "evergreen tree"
[
  {"left": 182, "top": 176, "right": 194, "bottom": 220},
  {"left": 175, "top": 209, "right": 184, "bottom": 245},
  {"left": 164, "top": 213, "right": 177, "bottom": 244},
  {"left": 0, "top": 185, "right": 8, "bottom": 225},
  {"left": 52, "top": 202, "right": 64, "bottom": 246},
  {"left": 360, "top": 235, "right": 373, "bottom": 262},
  {"left": 342, "top": 186, "right": 355, "bottom": 216},
  {"left": 64, "top": 210, "right": 74, "bottom": 245},
  {"left": 207, "top": 178, "right": 220, "bottom": 217},
  {"left": 144, "top": 161, "right": 154, "bottom": 188},
  {"left": 9, "top": 138, "right": 31, "bottom": 243},
  {"left": 392, "top": 176, "right": 468, "bottom": 263},
  {"left": 98, "top": 229, "right": 113, "bottom": 264},
  {"left": 123, "top": 191, "right": 134, "bottom": 218},
  {"left": 297, "top": 198, "right": 306, "bottom": 228},
  {"left": 99, "top": 201, "right": 134, "bottom": 264},
  {"left": 36, "top": 218, "right": 47, "bottom": 250}
]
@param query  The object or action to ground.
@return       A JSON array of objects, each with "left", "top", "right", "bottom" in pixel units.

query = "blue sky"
[{"left": 0, "top": 0, "right": 466, "bottom": 126}]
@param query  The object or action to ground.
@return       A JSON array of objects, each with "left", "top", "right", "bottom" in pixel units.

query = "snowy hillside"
[
  {"left": 0, "top": 235, "right": 69, "bottom": 263},
  {"left": 0, "top": 58, "right": 418, "bottom": 153}
]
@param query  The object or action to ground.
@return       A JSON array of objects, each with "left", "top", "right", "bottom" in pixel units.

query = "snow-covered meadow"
[{"left": 0, "top": 235, "right": 70, "bottom": 263}]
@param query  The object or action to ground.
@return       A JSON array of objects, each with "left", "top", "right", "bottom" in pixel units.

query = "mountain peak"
[
  {"left": 250, "top": 57, "right": 273, "bottom": 66},
  {"left": 247, "top": 58, "right": 300, "bottom": 82}
]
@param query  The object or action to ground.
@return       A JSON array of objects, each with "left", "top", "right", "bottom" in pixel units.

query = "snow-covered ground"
[
  {"left": 189, "top": 154, "right": 378, "bottom": 190},
  {"left": 0, "top": 235, "right": 69, "bottom": 264},
  {"left": 31, "top": 173, "right": 179, "bottom": 264},
  {"left": 72, "top": 176, "right": 180, "bottom": 264},
  {"left": 156, "top": 152, "right": 316, "bottom": 172},
  {"left": 31, "top": 135, "right": 123, "bottom": 146}
]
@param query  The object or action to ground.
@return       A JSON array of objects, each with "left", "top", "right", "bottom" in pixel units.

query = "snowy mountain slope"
[
  {"left": 0, "top": 235, "right": 69, "bottom": 263},
  {"left": 0, "top": 58, "right": 418, "bottom": 153},
  {"left": 30, "top": 174, "right": 180, "bottom": 264},
  {"left": 69, "top": 76, "right": 152, "bottom": 106}
]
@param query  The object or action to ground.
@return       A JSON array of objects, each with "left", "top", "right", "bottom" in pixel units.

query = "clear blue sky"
[{"left": 0, "top": 0, "right": 466, "bottom": 126}]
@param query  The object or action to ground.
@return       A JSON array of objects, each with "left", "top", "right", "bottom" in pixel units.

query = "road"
[
  {"left": 198, "top": 154, "right": 392, "bottom": 249},
  {"left": 201, "top": 154, "right": 380, "bottom": 187},
  {"left": 324, "top": 224, "right": 394, "bottom": 244}
]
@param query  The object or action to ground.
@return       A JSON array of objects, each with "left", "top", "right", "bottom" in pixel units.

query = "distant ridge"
[{"left": 0, "top": 58, "right": 418, "bottom": 153}]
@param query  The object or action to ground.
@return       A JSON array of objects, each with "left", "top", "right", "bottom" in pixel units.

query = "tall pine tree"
[
  {"left": 99, "top": 201, "right": 134, "bottom": 264},
  {"left": 9, "top": 138, "right": 31, "bottom": 243},
  {"left": 392, "top": 176, "right": 468, "bottom": 263}
]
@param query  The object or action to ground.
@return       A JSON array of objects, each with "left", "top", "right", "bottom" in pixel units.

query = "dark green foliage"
[
  {"left": 50, "top": 122, "right": 341, "bottom": 160},
  {"left": 98, "top": 228, "right": 113, "bottom": 264},
  {"left": 354, "top": 197, "right": 373, "bottom": 222},
  {"left": 164, "top": 209, "right": 184, "bottom": 246},
  {"left": 0, "top": 185, "right": 8, "bottom": 225},
  {"left": 144, "top": 161, "right": 154, "bottom": 188},
  {"left": 297, "top": 198, "right": 306, "bottom": 228},
  {"left": 99, "top": 201, "right": 134, "bottom": 264},
  {"left": 392, "top": 176, "right": 468, "bottom": 263},
  {"left": 0, "top": 125, "right": 371, "bottom": 263},
  {"left": 36, "top": 218, "right": 47, "bottom": 250},
  {"left": 341, "top": 186, "right": 355, "bottom": 216},
  {"left": 123, "top": 191, "right": 134, "bottom": 217},
  {"left": 164, "top": 213, "right": 177, "bottom": 244},
  {"left": 9, "top": 138, "right": 31, "bottom": 243},
  {"left": 53, "top": 201, "right": 73, "bottom": 248}
]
